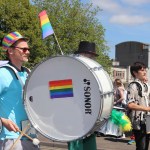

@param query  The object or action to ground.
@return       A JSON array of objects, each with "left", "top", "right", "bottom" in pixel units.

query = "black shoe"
[{"left": 96, "top": 132, "right": 102, "bottom": 137}]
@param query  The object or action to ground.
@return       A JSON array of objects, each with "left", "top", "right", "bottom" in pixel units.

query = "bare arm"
[
  {"left": 114, "top": 87, "right": 124, "bottom": 105},
  {"left": 128, "top": 102, "right": 150, "bottom": 112},
  {"left": 117, "top": 88, "right": 124, "bottom": 103}
]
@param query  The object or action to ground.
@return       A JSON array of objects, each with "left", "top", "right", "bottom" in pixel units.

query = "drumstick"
[
  {"left": 18, "top": 129, "right": 40, "bottom": 145},
  {"left": 18, "top": 129, "right": 33, "bottom": 141},
  {"left": 10, "top": 123, "right": 30, "bottom": 150}
]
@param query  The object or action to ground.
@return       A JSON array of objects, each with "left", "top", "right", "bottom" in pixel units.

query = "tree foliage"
[
  {"left": 0, "top": 0, "right": 48, "bottom": 67},
  {"left": 0, "top": 0, "right": 111, "bottom": 71}
]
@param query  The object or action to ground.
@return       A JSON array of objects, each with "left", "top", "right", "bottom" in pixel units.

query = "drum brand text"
[{"left": 83, "top": 79, "right": 92, "bottom": 114}]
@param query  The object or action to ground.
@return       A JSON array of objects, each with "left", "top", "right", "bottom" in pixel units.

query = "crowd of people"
[
  {"left": 96, "top": 62, "right": 150, "bottom": 150},
  {"left": 1, "top": 31, "right": 150, "bottom": 150}
]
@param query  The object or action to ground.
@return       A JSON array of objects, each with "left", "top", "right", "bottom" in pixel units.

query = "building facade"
[
  {"left": 111, "top": 41, "right": 150, "bottom": 85},
  {"left": 115, "top": 41, "right": 150, "bottom": 68}
]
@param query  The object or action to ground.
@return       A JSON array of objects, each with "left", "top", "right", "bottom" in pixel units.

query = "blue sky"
[{"left": 82, "top": 0, "right": 150, "bottom": 59}]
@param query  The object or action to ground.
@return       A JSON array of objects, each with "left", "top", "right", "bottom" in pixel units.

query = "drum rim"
[{"left": 23, "top": 55, "right": 111, "bottom": 142}]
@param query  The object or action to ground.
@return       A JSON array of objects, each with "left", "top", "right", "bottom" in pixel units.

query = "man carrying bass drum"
[{"left": 68, "top": 41, "right": 99, "bottom": 150}]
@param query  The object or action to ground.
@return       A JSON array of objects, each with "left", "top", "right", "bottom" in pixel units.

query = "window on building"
[{"left": 113, "top": 70, "right": 125, "bottom": 79}]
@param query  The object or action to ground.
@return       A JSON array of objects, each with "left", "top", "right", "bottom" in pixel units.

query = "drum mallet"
[
  {"left": 10, "top": 123, "right": 30, "bottom": 150},
  {"left": 18, "top": 129, "right": 40, "bottom": 145}
]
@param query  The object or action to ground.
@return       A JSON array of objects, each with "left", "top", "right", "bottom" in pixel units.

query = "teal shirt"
[{"left": 0, "top": 64, "right": 28, "bottom": 140}]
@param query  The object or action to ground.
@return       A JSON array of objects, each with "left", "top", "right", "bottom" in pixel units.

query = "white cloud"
[
  {"left": 90, "top": 0, "right": 150, "bottom": 26},
  {"left": 110, "top": 14, "right": 150, "bottom": 25},
  {"left": 91, "top": 0, "right": 122, "bottom": 13},
  {"left": 121, "top": 0, "right": 150, "bottom": 5}
]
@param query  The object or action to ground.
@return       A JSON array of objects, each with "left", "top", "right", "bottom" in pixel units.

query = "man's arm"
[{"left": 128, "top": 102, "right": 150, "bottom": 112}]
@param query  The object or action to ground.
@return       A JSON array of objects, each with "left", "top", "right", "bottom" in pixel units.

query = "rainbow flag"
[
  {"left": 38, "top": 10, "right": 54, "bottom": 39},
  {"left": 49, "top": 79, "right": 74, "bottom": 99}
]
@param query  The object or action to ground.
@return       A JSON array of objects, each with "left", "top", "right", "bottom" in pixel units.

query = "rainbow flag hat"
[{"left": 2, "top": 31, "right": 28, "bottom": 50}]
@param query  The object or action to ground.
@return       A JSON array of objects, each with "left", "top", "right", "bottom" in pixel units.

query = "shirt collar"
[{"left": 8, "top": 61, "right": 24, "bottom": 72}]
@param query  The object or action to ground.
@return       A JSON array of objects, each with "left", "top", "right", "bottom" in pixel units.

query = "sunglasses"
[{"left": 12, "top": 47, "right": 30, "bottom": 53}]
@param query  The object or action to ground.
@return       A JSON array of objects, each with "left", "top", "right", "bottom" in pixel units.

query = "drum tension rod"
[
  {"left": 89, "top": 66, "right": 103, "bottom": 71},
  {"left": 100, "top": 91, "right": 114, "bottom": 96}
]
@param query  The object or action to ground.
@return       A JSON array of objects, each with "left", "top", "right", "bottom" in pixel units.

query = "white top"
[{"left": 0, "top": 61, "right": 8, "bottom": 66}]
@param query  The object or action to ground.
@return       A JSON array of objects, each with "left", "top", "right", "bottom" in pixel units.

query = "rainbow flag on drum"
[{"left": 49, "top": 79, "right": 74, "bottom": 99}]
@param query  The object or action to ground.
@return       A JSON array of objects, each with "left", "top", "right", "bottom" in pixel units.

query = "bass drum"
[{"left": 24, "top": 55, "right": 114, "bottom": 142}]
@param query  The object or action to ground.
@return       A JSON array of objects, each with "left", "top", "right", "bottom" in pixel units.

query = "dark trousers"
[
  {"left": 133, "top": 124, "right": 150, "bottom": 150},
  {"left": 83, "top": 134, "right": 97, "bottom": 150}
]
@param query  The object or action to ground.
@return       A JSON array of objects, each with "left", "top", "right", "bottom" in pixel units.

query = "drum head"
[{"left": 24, "top": 56, "right": 101, "bottom": 142}]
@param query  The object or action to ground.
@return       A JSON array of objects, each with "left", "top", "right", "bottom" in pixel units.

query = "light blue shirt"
[{"left": 0, "top": 64, "right": 28, "bottom": 140}]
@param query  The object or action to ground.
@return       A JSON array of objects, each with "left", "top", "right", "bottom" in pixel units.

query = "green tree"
[
  {"left": 0, "top": 0, "right": 111, "bottom": 71},
  {"left": 32, "top": 0, "right": 111, "bottom": 71},
  {"left": 0, "top": 0, "right": 48, "bottom": 67}
]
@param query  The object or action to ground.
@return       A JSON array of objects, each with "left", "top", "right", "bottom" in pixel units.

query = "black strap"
[
  {"left": 22, "top": 66, "right": 30, "bottom": 74},
  {"left": 128, "top": 81, "right": 142, "bottom": 97}
]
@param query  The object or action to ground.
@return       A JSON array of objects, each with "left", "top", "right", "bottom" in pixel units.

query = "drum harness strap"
[
  {"left": 0, "top": 64, "right": 24, "bottom": 134},
  {"left": 0, "top": 63, "right": 30, "bottom": 88}
]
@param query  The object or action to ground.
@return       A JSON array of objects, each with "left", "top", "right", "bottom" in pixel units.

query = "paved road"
[
  {"left": 39, "top": 135, "right": 136, "bottom": 150},
  {"left": 41, "top": 146, "right": 66, "bottom": 150}
]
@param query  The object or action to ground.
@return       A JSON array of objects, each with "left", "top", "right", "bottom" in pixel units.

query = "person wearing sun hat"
[
  {"left": 0, "top": 32, "right": 26, "bottom": 66},
  {"left": 68, "top": 41, "right": 98, "bottom": 150},
  {"left": 0, "top": 31, "right": 39, "bottom": 149},
  {"left": 2, "top": 31, "right": 29, "bottom": 51}
]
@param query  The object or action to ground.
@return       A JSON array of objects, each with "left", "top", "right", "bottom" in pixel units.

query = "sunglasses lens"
[
  {"left": 23, "top": 48, "right": 30, "bottom": 52},
  {"left": 12, "top": 47, "right": 30, "bottom": 52}
]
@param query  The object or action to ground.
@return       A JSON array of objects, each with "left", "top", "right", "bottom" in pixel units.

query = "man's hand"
[{"left": 1, "top": 118, "right": 19, "bottom": 132}]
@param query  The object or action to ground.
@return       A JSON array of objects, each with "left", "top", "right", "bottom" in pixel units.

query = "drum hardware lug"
[
  {"left": 89, "top": 66, "right": 103, "bottom": 71},
  {"left": 103, "top": 117, "right": 110, "bottom": 120},
  {"left": 29, "top": 96, "right": 33, "bottom": 102},
  {"left": 97, "top": 117, "right": 109, "bottom": 122},
  {"left": 100, "top": 91, "right": 114, "bottom": 96}
]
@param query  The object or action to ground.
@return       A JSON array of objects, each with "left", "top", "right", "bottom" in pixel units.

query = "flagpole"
[
  {"left": 53, "top": 32, "right": 64, "bottom": 55},
  {"left": 39, "top": 10, "right": 64, "bottom": 56}
]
